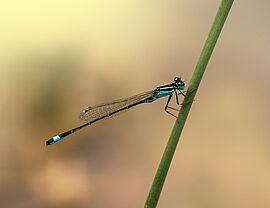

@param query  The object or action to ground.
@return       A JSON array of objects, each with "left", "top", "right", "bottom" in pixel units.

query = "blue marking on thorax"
[
  {"left": 178, "top": 85, "right": 185, "bottom": 90},
  {"left": 156, "top": 89, "right": 174, "bottom": 98},
  {"left": 145, "top": 88, "right": 175, "bottom": 103}
]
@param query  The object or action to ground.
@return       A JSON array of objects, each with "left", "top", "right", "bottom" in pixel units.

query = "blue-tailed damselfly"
[{"left": 46, "top": 77, "right": 186, "bottom": 146}]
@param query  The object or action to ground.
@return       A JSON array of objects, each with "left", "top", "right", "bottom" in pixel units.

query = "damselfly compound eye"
[{"left": 174, "top": 77, "right": 181, "bottom": 83}]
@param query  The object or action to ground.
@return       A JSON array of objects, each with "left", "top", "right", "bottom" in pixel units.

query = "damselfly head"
[{"left": 174, "top": 77, "right": 185, "bottom": 89}]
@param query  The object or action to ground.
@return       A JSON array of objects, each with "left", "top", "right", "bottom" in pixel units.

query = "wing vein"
[{"left": 79, "top": 90, "right": 155, "bottom": 122}]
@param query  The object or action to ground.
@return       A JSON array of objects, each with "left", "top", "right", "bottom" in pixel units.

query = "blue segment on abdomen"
[
  {"left": 157, "top": 90, "right": 173, "bottom": 98},
  {"left": 53, "top": 135, "right": 61, "bottom": 143},
  {"left": 145, "top": 89, "right": 174, "bottom": 103},
  {"left": 46, "top": 135, "right": 62, "bottom": 145},
  {"left": 157, "top": 90, "right": 174, "bottom": 98}
]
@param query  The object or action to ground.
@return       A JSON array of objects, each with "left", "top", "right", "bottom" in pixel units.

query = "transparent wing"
[{"left": 79, "top": 90, "right": 155, "bottom": 122}]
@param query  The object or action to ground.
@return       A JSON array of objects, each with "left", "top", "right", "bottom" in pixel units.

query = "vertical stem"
[{"left": 144, "top": 1, "right": 234, "bottom": 207}]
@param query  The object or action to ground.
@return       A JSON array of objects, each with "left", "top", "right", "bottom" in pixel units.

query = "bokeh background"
[{"left": 1, "top": 1, "right": 270, "bottom": 207}]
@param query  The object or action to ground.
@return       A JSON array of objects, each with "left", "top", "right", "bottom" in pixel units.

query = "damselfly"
[{"left": 46, "top": 77, "right": 186, "bottom": 146}]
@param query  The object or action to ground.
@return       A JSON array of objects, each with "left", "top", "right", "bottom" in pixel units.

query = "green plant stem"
[{"left": 144, "top": 0, "right": 234, "bottom": 207}]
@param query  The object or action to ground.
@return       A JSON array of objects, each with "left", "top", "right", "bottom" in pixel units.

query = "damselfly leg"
[
  {"left": 164, "top": 91, "right": 183, "bottom": 117},
  {"left": 165, "top": 94, "right": 176, "bottom": 117},
  {"left": 164, "top": 88, "right": 196, "bottom": 118},
  {"left": 177, "top": 89, "right": 186, "bottom": 97}
]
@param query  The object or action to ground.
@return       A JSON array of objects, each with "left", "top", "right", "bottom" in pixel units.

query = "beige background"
[{"left": 1, "top": 1, "right": 270, "bottom": 207}]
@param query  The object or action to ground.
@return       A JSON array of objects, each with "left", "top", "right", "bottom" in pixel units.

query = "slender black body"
[{"left": 46, "top": 77, "right": 186, "bottom": 146}]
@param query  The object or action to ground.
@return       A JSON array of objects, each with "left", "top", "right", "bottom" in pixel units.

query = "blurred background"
[{"left": 1, "top": 0, "right": 270, "bottom": 207}]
